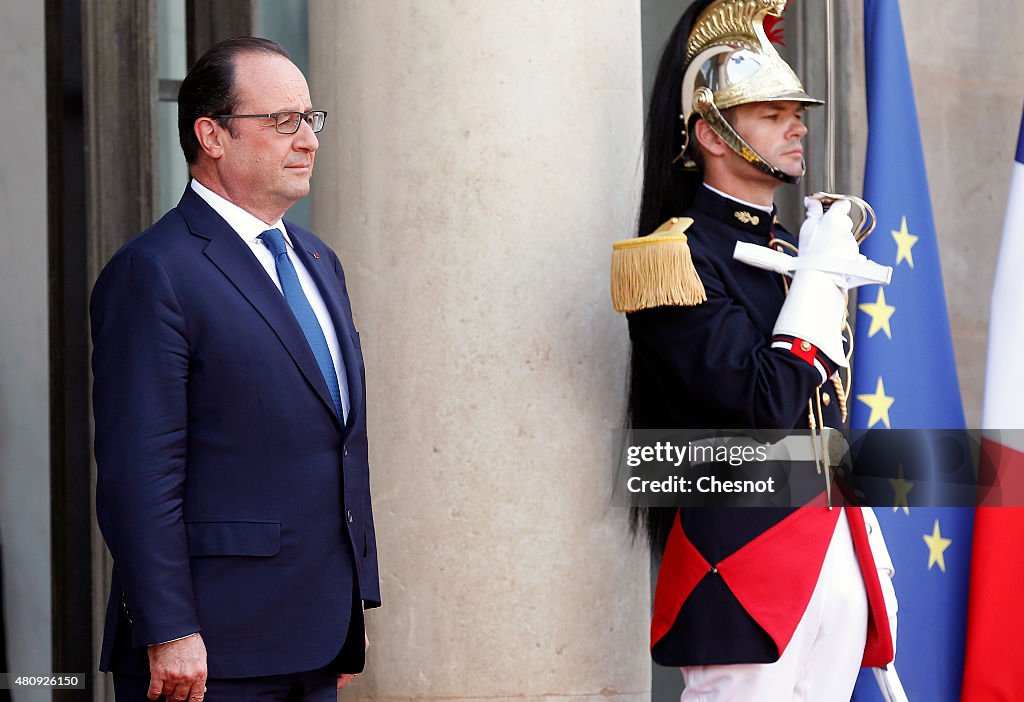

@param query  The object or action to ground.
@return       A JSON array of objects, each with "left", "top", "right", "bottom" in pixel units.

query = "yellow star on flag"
[
  {"left": 892, "top": 216, "right": 919, "bottom": 268},
  {"left": 890, "top": 463, "right": 913, "bottom": 515},
  {"left": 923, "top": 518, "right": 952, "bottom": 572},
  {"left": 858, "top": 287, "right": 896, "bottom": 339},
  {"left": 856, "top": 377, "right": 894, "bottom": 429}
]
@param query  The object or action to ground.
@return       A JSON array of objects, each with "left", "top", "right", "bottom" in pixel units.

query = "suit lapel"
[
  {"left": 287, "top": 226, "right": 364, "bottom": 435},
  {"left": 176, "top": 188, "right": 343, "bottom": 428}
]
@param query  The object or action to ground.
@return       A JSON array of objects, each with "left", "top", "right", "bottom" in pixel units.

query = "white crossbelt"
[{"left": 687, "top": 428, "right": 848, "bottom": 466}]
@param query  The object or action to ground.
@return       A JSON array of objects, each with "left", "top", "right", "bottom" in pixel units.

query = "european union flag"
[{"left": 850, "top": 0, "right": 973, "bottom": 700}]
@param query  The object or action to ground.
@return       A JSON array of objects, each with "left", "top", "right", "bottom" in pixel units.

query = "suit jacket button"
[
  {"left": 347, "top": 509, "right": 354, "bottom": 523},
  {"left": 822, "top": 392, "right": 831, "bottom": 406},
  {"left": 343, "top": 445, "right": 349, "bottom": 457}
]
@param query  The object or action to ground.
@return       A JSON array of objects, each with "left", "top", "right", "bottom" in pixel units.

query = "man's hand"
[
  {"left": 336, "top": 633, "right": 370, "bottom": 690},
  {"left": 147, "top": 633, "right": 208, "bottom": 702}
]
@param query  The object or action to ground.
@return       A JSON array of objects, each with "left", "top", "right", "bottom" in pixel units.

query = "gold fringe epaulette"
[{"left": 610, "top": 217, "right": 707, "bottom": 313}]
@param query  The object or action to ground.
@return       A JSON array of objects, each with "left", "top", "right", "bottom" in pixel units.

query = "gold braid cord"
[{"left": 834, "top": 319, "right": 853, "bottom": 423}]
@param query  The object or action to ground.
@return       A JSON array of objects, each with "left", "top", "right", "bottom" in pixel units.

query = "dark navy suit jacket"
[{"left": 91, "top": 186, "right": 380, "bottom": 678}]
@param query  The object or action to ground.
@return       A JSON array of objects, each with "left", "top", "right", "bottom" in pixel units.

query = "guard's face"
[
  {"left": 218, "top": 52, "right": 318, "bottom": 219},
  {"left": 728, "top": 100, "right": 808, "bottom": 179}
]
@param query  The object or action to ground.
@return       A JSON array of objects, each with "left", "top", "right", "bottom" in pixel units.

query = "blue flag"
[{"left": 850, "top": 0, "right": 973, "bottom": 700}]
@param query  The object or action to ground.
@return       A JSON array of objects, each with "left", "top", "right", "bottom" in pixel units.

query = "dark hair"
[
  {"left": 177, "top": 36, "right": 292, "bottom": 164},
  {"left": 629, "top": 1, "right": 714, "bottom": 553},
  {"left": 636, "top": 0, "right": 713, "bottom": 238}
]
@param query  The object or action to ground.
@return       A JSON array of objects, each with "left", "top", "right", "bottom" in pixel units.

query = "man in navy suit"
[{"left": 91, "top": 37, "right": 379, "bottom": 702}]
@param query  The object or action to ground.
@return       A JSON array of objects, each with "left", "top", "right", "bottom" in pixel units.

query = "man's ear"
[
  {"left": 194, "top": 117, "right": 225, "bottom": 159},
  {"left": 693, "top": 118, "right": 728, "bottom": 158}
]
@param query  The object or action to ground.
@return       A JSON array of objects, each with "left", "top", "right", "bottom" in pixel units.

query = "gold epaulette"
[{"left": 610, "top": 217, "right": 707, "bottom": 313}]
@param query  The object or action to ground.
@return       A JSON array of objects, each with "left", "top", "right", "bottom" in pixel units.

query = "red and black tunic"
[{"left": 628, "top": 185, "right": 893, "bottom": 668}]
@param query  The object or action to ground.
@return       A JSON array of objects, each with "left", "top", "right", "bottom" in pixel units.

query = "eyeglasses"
[{"left": 212, "top": 110, "right": 327, "bottom": 134}]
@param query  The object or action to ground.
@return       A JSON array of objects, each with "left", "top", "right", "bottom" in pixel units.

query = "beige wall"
[
  {"left": 904, "top": 0, "right": 1024, "bottom": 427},
  {"left": 310, "top": 1, "right": 651, "bottom": 699},
  {"left": 0, "top": 2, "right": 50, "bottom": 701}
]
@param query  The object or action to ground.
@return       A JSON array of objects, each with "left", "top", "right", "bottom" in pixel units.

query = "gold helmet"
[{"left": 678, "top": 0, "right": 823, "bottom": 183}]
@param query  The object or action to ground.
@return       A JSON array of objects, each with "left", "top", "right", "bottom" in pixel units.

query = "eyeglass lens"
[{"left": 276, "top": 111, "right": 326, "bottom": 134}]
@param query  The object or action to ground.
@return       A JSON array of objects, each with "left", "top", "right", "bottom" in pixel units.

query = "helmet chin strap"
[{"left": 691, "top": 87, "right": 803, "bottom": 185}]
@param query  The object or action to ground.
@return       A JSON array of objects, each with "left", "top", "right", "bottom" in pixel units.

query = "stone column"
[
  {"left": 309, "top": 2, "right": 650, "bottom": 700},
  {"left": 0, "top": 3, "right": 50, "bottom": 701}
]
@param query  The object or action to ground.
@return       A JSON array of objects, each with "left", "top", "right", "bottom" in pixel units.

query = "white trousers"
[{"left": 680, "top": 510, "right": 869, "bottom": 702}]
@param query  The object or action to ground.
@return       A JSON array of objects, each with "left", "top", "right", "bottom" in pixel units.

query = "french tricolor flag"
[{"left": 961, "top": 107, "right": 1024, "bottom": 700}]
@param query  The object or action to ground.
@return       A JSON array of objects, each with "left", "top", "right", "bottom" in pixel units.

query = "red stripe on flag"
[
  {"left": 962, "top": 439, "right": 1024, "bottom": 699},
  {"left": 976, "top": 436, "right": 1024, "bottom": 507}
]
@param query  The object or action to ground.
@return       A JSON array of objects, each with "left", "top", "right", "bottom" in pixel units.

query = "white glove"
[
  {"left": 798, "top": 198, "right": 867, "bottom": 292},
  {"left": 797, "top": 196, "right": 828, "bottom": 249},
  {"left": 862, "top": 506, "right": 898, "bottom": 659},
  {"left": 773, "top": 198, "right": 860, "bottom": 367}
]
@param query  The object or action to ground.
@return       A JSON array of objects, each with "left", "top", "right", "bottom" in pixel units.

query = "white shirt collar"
[
  {"left": 190, "top": 178, "right": 292, "bottom": 247},
  {"left": 702, "top": 183, "right": 774, "bottom": 215}
]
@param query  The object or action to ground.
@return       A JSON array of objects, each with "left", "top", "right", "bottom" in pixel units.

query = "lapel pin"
[{"left": 312, "top": 252, "right": 320, "bottom": 259}]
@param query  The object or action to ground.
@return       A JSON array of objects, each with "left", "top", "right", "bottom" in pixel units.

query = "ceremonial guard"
[{"left": 612, "top": 1, "right": 899, "bottom": 698}]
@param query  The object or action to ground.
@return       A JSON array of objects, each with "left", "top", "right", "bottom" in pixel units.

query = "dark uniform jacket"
[{"left": 628, "top": 185, "right": 893, "bottom": 668}]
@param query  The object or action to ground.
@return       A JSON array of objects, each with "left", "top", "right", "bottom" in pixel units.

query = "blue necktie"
[{"left": 260, "top": 228, "right": 344, "bottom": 418}]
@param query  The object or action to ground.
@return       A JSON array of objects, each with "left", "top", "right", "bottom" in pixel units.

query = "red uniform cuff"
[{"left": 771, "top": 335, "right": 837, "bottom": 382}]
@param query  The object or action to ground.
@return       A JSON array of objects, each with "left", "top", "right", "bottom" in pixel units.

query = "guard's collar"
[{"left": 692, "top": 183, "right": 778, "bottom": 237}]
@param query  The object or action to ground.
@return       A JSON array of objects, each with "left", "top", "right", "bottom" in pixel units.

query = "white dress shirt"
[{"left": 190, "top": 179, "right": 350, "bottom": 420}]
